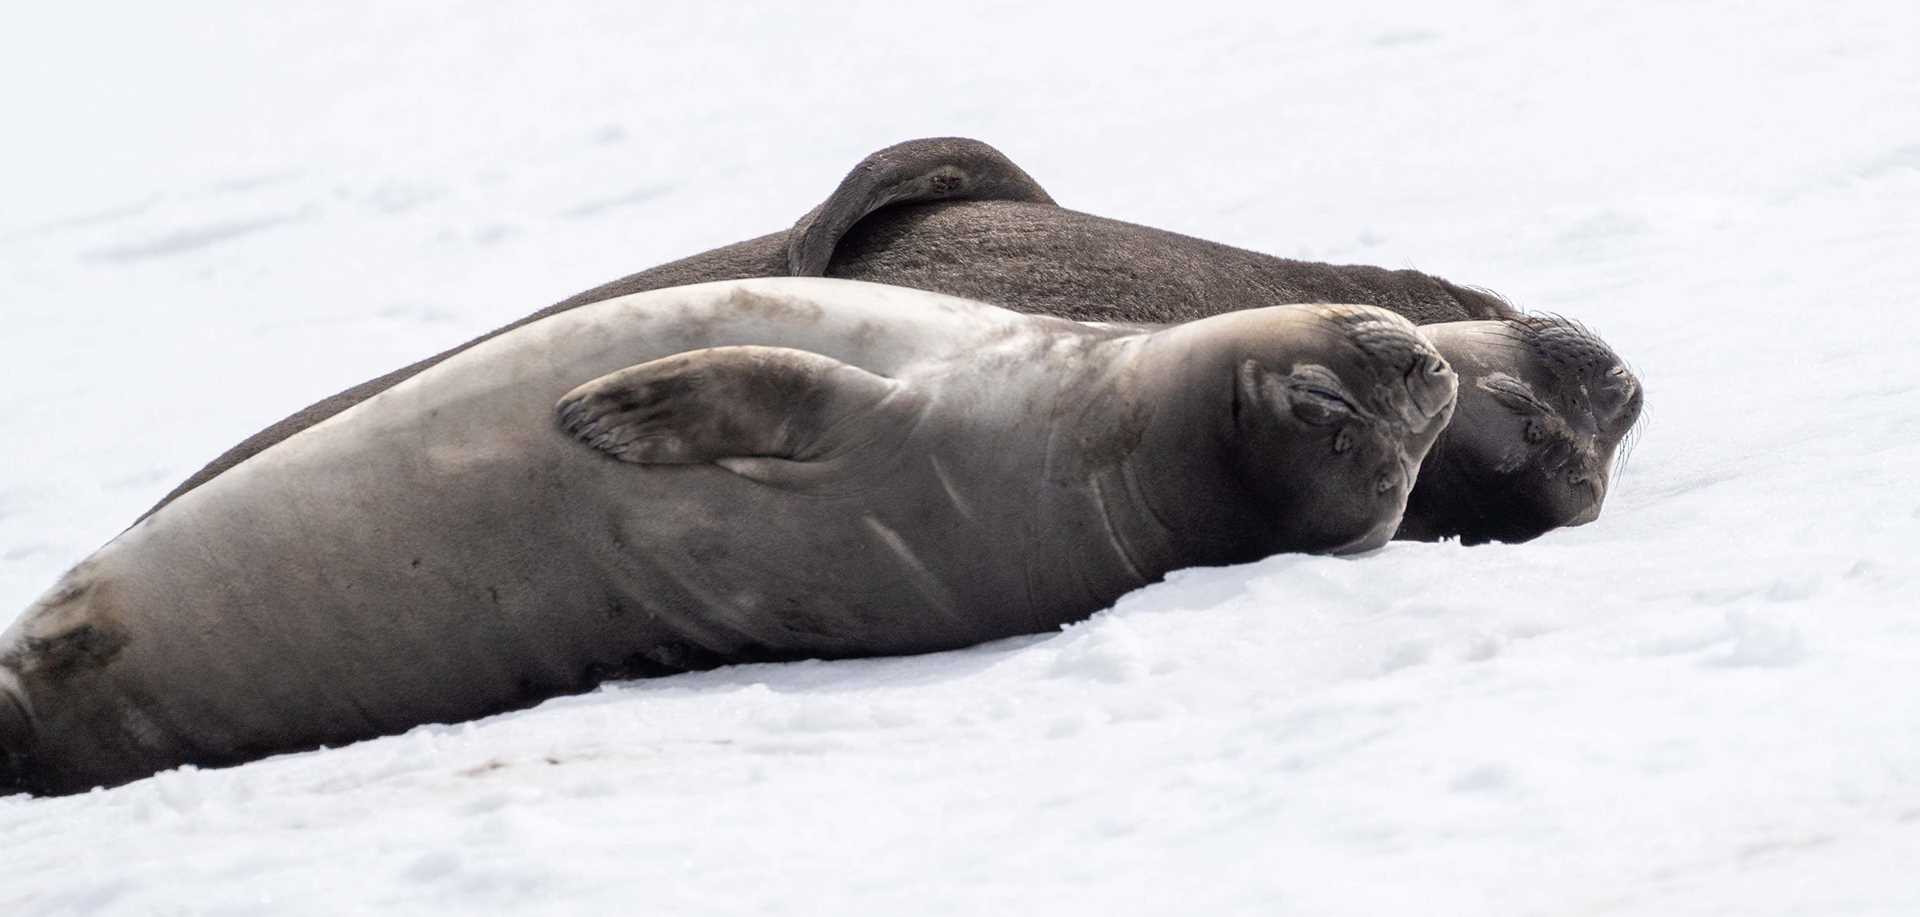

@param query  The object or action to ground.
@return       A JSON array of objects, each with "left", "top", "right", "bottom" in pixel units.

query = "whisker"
[{"left": 1615, "top": 403, "right": 1647, "bottom": 481}]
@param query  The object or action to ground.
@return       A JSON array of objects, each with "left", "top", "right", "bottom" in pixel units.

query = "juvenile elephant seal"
[
  {"left": 779, "top": 139, "right": 1643, "bottom": 544},
  {"left": 146, "top": 138, "right": 1639, "bottom": 544},
  {"left": 2, "top": 279, "right": 1456, "bottom": 794}
]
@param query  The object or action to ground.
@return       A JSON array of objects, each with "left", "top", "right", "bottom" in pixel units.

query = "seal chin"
[
  {"left": 1329, "top": 516, "right": 1397, "bottom": 556},
  {"left": 1563, "top": 490, "right": 1605, "bottom": 527}
]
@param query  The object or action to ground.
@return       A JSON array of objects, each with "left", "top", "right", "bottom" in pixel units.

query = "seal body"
[
  {"left": 144, "top": 141, "right": 1635, "bottom": 546},
  {"left": 142, "top": 181, "right": 1504, "bottom": 519},
  {"left": 3, "top": 278, "right": 1455, "bottom": 794}
]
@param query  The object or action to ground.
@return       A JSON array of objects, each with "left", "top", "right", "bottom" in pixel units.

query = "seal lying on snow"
[
  {"left": 1, "top": 279, "right": 1456, "bottom": 795},
  {"left": 145, "top": 138, "right": 1640, "bottom": 545},
  {"left": 780, "top": 138, "right": 1644, "bottom": 543}
]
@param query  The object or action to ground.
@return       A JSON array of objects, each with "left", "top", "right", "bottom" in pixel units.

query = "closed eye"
[
  {"left": 1478, "top": 375, "right": 1552, "bottom": 416},
  {"left": 1288, "top": 384, "right": 1355, "bottom": 425}
]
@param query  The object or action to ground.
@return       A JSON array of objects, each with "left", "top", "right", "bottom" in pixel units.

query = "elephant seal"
[
  {"left": 144, "top": 138, "right": 1639, "bottom": 544},
  {"left": 778, "top": 139, "right": 1643, "bottom": 544},
  {"left": 2, "top": 278, "right": 1457, "bottom": 795}
]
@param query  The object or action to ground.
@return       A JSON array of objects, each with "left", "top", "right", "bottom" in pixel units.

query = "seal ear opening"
[{"left": 555, "top": 346, "right": 902, "bottom": 467}]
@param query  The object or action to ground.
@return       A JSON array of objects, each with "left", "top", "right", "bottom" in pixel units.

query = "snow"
[{"left": 3, "top": 0, "right": 1919, "bottom": 913}]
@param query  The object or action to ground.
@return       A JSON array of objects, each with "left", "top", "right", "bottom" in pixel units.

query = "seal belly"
[{"left": 0, "top": 441, "right": 749, "bottom": 792}]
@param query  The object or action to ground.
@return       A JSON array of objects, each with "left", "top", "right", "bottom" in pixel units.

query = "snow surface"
[{"left": 3, "top": 1, "right": 1919, "bottom": 913}]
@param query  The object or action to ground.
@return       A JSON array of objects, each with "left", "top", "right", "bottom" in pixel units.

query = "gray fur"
[{"left": 4, "top": 279, "right": 1454, "bottom": 793}]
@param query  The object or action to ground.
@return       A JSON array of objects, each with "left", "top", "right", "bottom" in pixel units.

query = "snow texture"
[{"left": 3, "top": 1, "right": 1918, "bottom": 914}]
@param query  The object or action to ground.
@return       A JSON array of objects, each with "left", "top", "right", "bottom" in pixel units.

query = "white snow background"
[{"left": 3, "top": 1, "right": 1918, "bottom": 913}]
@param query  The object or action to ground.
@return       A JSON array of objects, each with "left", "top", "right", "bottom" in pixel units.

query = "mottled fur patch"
[
  {"left": 23, "top": 624, "right": 129, "bottom": 680},
  {"left": 11, "top": 569, "right": 131, "bottom": 680}
]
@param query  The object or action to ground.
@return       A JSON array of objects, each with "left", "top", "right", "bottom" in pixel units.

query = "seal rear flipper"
[
  {"left": 556, "top": 345, "right": 904, "bottom": 465},
  {"left": 787, "top": 137, "right": 1058, "bottom": 277}
]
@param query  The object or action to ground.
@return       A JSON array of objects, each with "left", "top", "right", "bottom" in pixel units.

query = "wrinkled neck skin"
[
  {"left": 1068, "top": 322, "right": 1315, "bottom": 579},
  {"left": 1005, "top": 335, "right": 1215, "bottom": 616}
]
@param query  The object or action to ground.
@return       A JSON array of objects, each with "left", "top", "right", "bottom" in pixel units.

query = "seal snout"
[
  {"left": 1403, "top": 353, "right": 1460, "bottom": 432},
  {"left": 1512, "top": 316, "right": 1644, "bottom": 433},
  {"left": 1592, "top": 363, "right": 1643, "bottom": 433}
]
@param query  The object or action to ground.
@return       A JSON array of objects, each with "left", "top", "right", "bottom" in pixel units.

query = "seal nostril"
[
  {"left": 1403, "top": 357, "right": 1455, "bottom": 422},
  {"left": 1333, "top": 428, "right": 1353, "bottom": 454},
  {"left": 1375, "top": 473, "right": 1394, "bottom": 494}
]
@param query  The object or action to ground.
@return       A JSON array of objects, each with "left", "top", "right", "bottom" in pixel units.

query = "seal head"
[
  {"left": 1137, "top": 303, "right": 1458, "bottom": 560},
  {"left": 1400, "top": 317, "right": 1643, "bottom": 544}
]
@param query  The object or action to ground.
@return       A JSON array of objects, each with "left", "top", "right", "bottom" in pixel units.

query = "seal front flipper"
[
  {"left": 555, "top": 345, "right": 904, "bottom": 466},
  {"left": 787, "top": 137, "right": 1058, "bottom": 277}
]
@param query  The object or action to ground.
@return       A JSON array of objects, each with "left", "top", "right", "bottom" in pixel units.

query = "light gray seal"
[
  {"left": 1, "top": 278, "right": 1456, "bottom": 794},
  {"left": 142, "top": 138, "right": 1639, "bottom": 545}
]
